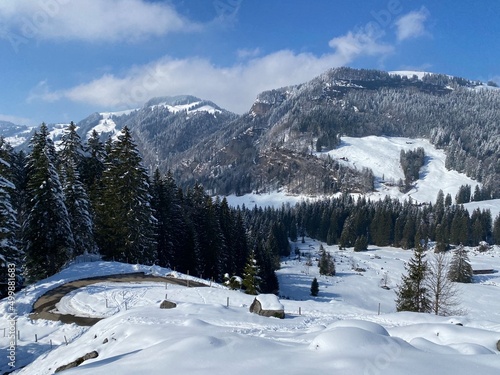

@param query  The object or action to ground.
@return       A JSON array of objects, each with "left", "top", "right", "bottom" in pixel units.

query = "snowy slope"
[
  {"left": 227, "top": 136, "right": 498, "bottom": 216},
  {"left": 3, "top": 243, "right": 500, "bottom": 374},
  {"left": 322, "top": 136, "right": 480, "bottom": 203}
]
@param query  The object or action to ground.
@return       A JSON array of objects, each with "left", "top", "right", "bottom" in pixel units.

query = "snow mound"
[
  {"left": 326, "top": 319, "right": 389, "bottom": 336},
  {"left": 309, "top": 327, "right": 404, "bottom": 355}
]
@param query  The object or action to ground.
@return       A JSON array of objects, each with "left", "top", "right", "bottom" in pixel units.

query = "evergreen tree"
[
  {"left": 318, "top": 244, "right": 335, "bottom": 276},
  {"left": 310, "top": 277, "right": 319, "bottom": 296},
  {"left": 353, "top": 235, "right": 368, "bottom": 252},
  {"left": 494, "top": 214, "right": 500, "bottom": 245},
  {"left": 395, "top": 245, "right": 430, "bottom": 313},
  {"left": 23, "top": 124, "right": 74, "bottom": 281},
  {"left": 59, "top": 122, "right": 97, "bottom": 255},
  {"left": 447, "top": 244, "right": 473, "bottom": 283},
  {"left": 242, "top": 250, "right": 260, "bottom": 295},
  {"left": 0, "top": 140, "right": 22, "bottom": 291},
  {"left": 95, "top": 127, "right": 156, "bottom": 264}
]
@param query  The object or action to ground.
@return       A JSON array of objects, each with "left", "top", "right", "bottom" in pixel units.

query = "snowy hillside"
[
  {"left": 3, "top": 241, "right": 500, "bottom": 374},
  {"left": 227, "top": 135, "right": 496, "bottom": 214},
  {"left": 322, "top": 136, "right": 480, "bottom": 203}
]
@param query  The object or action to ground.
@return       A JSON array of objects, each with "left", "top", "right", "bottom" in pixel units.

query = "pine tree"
[
  {"left": 310, "top": 277, "right": 319, "bottom": 296},
  {"left": 23, "top": 124, "right": 74, "bottom": 281},
  {"left": 242, "top": 250, "right": 260, "bottom": 295},
  {"left": 447, "top": 244, "right": 473, "bottom": 283},
  {"left": 59, "top": 122, "right": 97, "bottom": 255},
  {"left": 395, "top": 245, "right": 430, "bottom": 313},
  {"left": 494, "top": 214, "right": 500, "bottom": 245},
  {"left": 318, "top": 244, "right": 335, "bottom": 276},
  {"left": 94, "top": 127, "right": 156, "bottom": 264},
  {"left": 353, "top": 235, "right": 368, "bottom": 252},
  {"left": 0, "top": 139, "right": 22, "bottom": 291}
]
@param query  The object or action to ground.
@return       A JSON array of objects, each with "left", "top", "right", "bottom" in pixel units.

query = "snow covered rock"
[{"left": 249, "top": 294, "right": 285, "bottom": 319}]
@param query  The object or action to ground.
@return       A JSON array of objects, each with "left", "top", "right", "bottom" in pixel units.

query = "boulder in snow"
[
  {"left": 160, "top": 300, "right": 177, "bottom": 309},
  {"left": 249, "top": 294, "right": 285, "bottom": 319}
]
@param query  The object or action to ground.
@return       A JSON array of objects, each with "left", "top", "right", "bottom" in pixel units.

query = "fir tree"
[
  {"left": 447, "top": 244, "right": 473, "bottom": 283},
  {"left": 59, "top": 122, "right": 97, "bottom": 255},
  {"left": 310, "top": 277, "right": 319, "bottom": 296},
  {"left": 23, "top": 124, "right": 74, "bottom": 281},
  {"left": 395, "top": 245, "right": 430, "bottom": 313},
  {"left": 353, "top": 235, "right": 368, "bottom": 252},
  {"left": 0, "top": 140, "right": 22, "bottom": 291},
  {"left": 95, "top": 127, "right": 156, "bottom": 264},
  {"left": 318, "top": 244, "right": 335, "bottom": 276},
  {"left": 242, "top": 250, "right": 260, "bottom": 295}
]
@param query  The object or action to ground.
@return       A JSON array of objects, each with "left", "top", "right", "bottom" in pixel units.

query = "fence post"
[{"left": 227, "top": 297, "right": 229, "bottom": 307}]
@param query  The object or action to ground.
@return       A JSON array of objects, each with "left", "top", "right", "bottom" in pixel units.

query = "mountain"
[
  {"left": 4, "top": 68, "right": 500, "bottom": 198},
  {"left": 0, "top": 120, "right": 32, "bottom": 147},
  {"left": 174, "top": 67, "right": 500, "bottom": 197}
]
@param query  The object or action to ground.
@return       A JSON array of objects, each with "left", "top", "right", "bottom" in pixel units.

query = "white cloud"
[
  {"left": 0, "top": 113, "right": 32, "bottom": 125},
  {"left": 0, "top": 0, "right": 199, "bottom": 43},
  {"left": 328, "top": 25, "right": 393, "bottom": 62},
  {"left": 395, "top": 7, "right": 430, "bottom": 41},
  {"left": 31, "top": 27, "right": 396, "bottom": 114}
]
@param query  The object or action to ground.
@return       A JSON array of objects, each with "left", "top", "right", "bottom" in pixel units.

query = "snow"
[
  {"left": 255, "top": 294, "right": 284, "bottom": 311},
  {"left": 226, "top": 136, "right": 495, "bottom": 212},
  {"left": 150, "top": 101, "right": 221, "bottom": 115},
  {"left": 4, "top": 241, "right": 500, "bottom": 374}
]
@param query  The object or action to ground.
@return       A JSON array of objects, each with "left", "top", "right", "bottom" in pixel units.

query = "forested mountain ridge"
[
  {"left": 6, "top": 68, "right": 500, "bottom": 198},
  {"left": 185, "top": 67, "right": 500, "bottom": 197}
]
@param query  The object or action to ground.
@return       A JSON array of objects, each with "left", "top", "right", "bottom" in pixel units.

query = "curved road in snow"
[{"left": 30, "top": 273, "right": 207, "bottom": 326}]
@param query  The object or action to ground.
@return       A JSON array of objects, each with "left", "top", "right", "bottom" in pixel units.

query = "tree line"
[{"left": 0, "top": 123, "right": 287, "bottom": 295}]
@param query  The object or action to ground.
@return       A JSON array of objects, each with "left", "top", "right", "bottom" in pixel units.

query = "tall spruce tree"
[
  {"left": 95, "top": 127, "right": 156, "bottom": 264},
  {"left": 447, "top": 244, "right": 473, "bottom": 283},
  {"left": 310, "top": 277, "right": 319, "bottom": 296},
  {"left": 395, "top": 245, "right": 430, "bottom": 313},
  {"left": 23, "top": 124, "right": 74, "bottom": 281},
  {"left": 242, "top": 250, "right": 260, "bottom": 295},
  {"left": 0, "top": 139, "right": 22, "bottom": 291},
  {"left": 318, "top": 244, "right": 335, "bottom": 276},
  {"left": 59, "top": 122, "right": 97, "bottom": 255}
]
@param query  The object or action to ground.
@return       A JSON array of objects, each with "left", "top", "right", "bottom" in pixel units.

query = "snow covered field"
[{"left": 2, "top": 240, "right": 500, "bottom": 374}]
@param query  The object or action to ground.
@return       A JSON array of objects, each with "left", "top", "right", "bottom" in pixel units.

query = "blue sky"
[{"left": 0, "top": 0, "right": 499, "bottom": 126}]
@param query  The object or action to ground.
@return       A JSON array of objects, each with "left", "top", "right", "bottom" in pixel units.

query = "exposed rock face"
[
  {"left": 496, "top": 339, "right": 500, "bottom": 351},
  {"left": 249, "top": 295, "right": 285, "bottom": 319},
  {"left": 55, "top": 351, "right": 98, "bottom": 373},
  {"left": 160, "top": 300, "right": 177, "bottom": 309}
]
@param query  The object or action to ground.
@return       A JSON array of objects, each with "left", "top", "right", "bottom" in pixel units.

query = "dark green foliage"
[
  {"left": 59, "top": 122, "right": 97, "bottom": 255},
  {"left": 0, "top": 138, "right": 22, "bottom": 291},
  {"left": 354, "top": 235, "right": 368, "bottom": 252},
  {"left": 448, "top": 245, "right": 473, "bottom": 283},
  {"left": 242, "top": 251, "right": 260, "bottom": 295},
  {"left": 23, "top": 124, "right": 74, "bottom": 281},
  {"left": 395, "top": 245, "right": 431, "bottom": 313},
  {"left": 400, "top": 148, "right": 425, "bottom": 191},
  {"left": 318, "top": 245, "right": 335, "bottom": 276},
  {"left": 455, "top": 185, "right": 471, "bottom": 204},
  {"left": 310, "top": 277, "right": 319, "bottom": 296},
  {"left": 94, "top": 127, "right": 156, "bottom": 264},
  {"left": 494, "top": 215, "right": 500, "bottom": 245}
]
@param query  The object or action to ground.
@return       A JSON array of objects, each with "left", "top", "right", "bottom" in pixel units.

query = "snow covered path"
[{"left": 31, "top": 273, "right": 206, "bottom": 325}]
